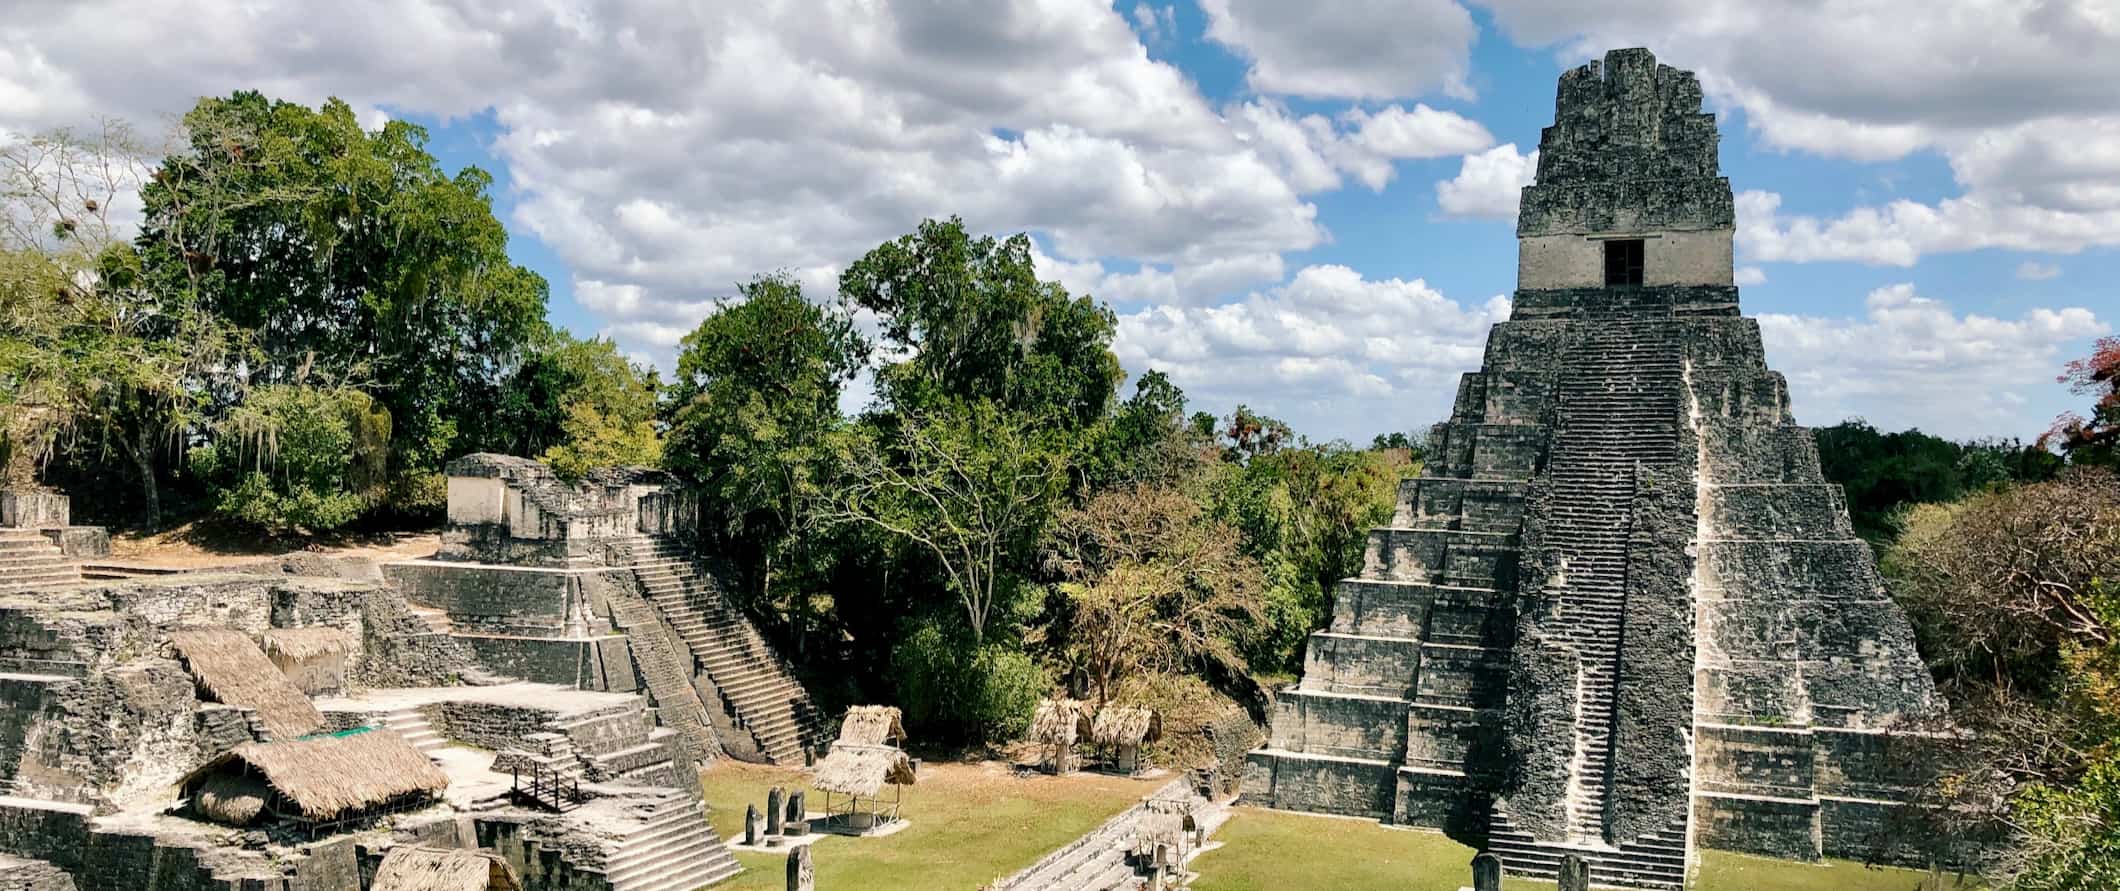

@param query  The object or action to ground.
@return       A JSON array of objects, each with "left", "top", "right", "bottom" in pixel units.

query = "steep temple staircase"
[
  {"left": 1487, "top": 318, "right": 1690, "bottom": 889},
  {"left": 616, "top": 535, "right": 829, "bottom": 765}
]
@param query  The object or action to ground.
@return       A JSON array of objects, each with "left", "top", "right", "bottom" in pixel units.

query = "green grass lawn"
[
  {"left": 1188, "top": 807, "right": 1960, "bottom": 891},
  {"left": 698, "top": 760, "right": 1164, "bottom": 891}
]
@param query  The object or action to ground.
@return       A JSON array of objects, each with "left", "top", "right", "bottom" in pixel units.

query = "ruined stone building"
[
  {"left": 1242, "top": 49, "right": 1942, "bottom": 889},
  {"left": 0, "top": 455, "right": 832, "bottom": 891}
]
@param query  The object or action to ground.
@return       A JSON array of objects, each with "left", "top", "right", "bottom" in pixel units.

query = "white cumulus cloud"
[
  {"left": 1436, "top": 143, "right": 1537, "bottom": 219},
  {"left": 1758, "top": 284, "right": 2108, "bottom": 438},
  {"left": 1202, "top": 0, "right": 1478, "bottom": 100}
]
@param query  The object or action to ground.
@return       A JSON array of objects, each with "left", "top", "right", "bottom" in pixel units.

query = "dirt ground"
[{"left": 103, "top": 522, "right": 440, "bottom": 568}]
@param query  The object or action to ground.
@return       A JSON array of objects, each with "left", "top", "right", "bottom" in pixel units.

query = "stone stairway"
[
  {"left": 1487, "top": 814, "right": 1689, "bottom": 890},
  {"left": 603, "top": 792, "right": 743, "bottom": 891},
  {"left": 618, "top": 536, "right": 828, "bottom": 765},
  {"left": 379, "top": 708, "right": 447, "bottom": 757},
  {"left": 1492, "top": 319, "right": 1688, "bottom": 888},
  {"left": 993, "top": 780, "right": 1215, "bottom": 891},
  {"left": 604, "top": 583, "right": 723, "bottom": 759},
  {"left": 0, "top": 529, "right": 80, "bottom": 594}
]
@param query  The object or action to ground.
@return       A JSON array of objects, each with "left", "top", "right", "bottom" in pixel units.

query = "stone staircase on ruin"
[
  {"left": 379, "top": 707, "right": 448, "bottom": 758},
  {"left": 1490, "top": 318, "right": 1688, "bottom": 888},
  {"left": 604, "top": 578, "right": 724, "bottom": 759},
  {"left": 617, "top": 535, "right": 829, "bottom": 766},
  {"left": 0, "top": 529, "right": 80, "bottom": 594},
  {"left": 601, "top": 791, "right": 743, "bottom": 891},
  {"left": 992, "top": 779, "right": 1222, "bottom": 891}
]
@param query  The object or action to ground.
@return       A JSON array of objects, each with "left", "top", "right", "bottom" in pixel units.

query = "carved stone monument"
[
  {"left": 1241, "top": 47, "right": 1944, "bottom": 888},
  {"left": 1559, "top": 855, "right": 1589, "bottom": 891},
  {"left": 786, "top": 845, "right": 814, "bottom": 891},
  {"left": 767, "top": 787, "right": 786, "bottom": 836},
  {"left": 1471, "top": 852, "right": 1502, "bottom": 891},
  {"left": 746, "top": 804, "right": 762, "bottom": 846}
]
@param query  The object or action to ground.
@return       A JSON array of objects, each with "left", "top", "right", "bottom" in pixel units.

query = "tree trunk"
[{"left": 119, "top": 427, "right": 159, "bottom": 530}]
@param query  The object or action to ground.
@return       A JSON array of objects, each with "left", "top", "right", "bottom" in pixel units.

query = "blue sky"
[{"left": 4, "top": 0, "right": 2112, "bottom": 444}]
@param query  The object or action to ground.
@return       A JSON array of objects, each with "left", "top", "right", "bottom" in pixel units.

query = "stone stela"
[{"left": 1240, "top": 47, "right": 1942, "bottom": 890}]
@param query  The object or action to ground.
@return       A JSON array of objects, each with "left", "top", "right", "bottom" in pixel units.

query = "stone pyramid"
[{"left": 1241, "top": 48, "right": 1941, "bottom": 889}]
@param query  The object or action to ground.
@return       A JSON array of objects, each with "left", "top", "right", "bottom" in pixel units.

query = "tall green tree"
[
  {"left": 0, "top": 123, "right": 225, "bottom": 526},
  {"left": 838, "top": 216, "right": 1120, "bottom": 428},
  {"left": 830, "top": 401, "right": 1068, "bottom": 644},
  {"left": 137, "top": 92, "right": 548, "bottom": 496},
  {"left": 664, "top": 275, "right": 865, "bottom": 605}
]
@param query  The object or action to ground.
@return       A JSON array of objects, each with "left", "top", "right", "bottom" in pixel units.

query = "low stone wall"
[
  {"left": 0, "top": 798, "right": 91, "bottom": 872},
  {"left": 1241, "top": 749, "right": 1394, "bottom": 819},
  {"left": 475, "top": 817, "right": 614, "bottom": 891},
  {"left": 385, "top": 563, "right": 578, "bottom": 635},
  {"left": 454, "top": 635, "right": 635, "bottom": 692},
  {"left": 431, "top": 700, "right": 560, "bottom": 752},
  {"left": 38, "top": 529, "right": 107, "bottom": 559},
  {"left": 1695, "top": 792, "right": 1820, "bottom": 860},
  {"left": 0, "top": 853, "right": 79, "bottom": 890}
]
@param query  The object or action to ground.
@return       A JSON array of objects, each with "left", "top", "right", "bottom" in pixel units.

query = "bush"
[
  {"left": 891, "top": 619, "right": 1046, "bottom": 744},
  {"left": 190, "top": 385, "right": 388, "bottom": 534}
]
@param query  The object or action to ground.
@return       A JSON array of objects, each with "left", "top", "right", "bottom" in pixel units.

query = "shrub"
[
  {"left": 891, "top": 618, "right": 1046, "bottom": 744},
  {"left": 190, "top": 385, "right": 388, "bottom": 534}
]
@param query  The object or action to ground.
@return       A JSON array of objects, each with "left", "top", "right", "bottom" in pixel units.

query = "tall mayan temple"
[{"left": 1242, "top": 48, "right": 1942, "bottom": 889}]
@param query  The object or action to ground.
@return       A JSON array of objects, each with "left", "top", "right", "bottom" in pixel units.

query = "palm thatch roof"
[
  {"left": 260, "top": 626, "right": 358, "bottom": 662},
  {"left": 810, "top": 744, "right": 917, "bottom": 797},
  {"left": 178, "top": 729, "right": 449, "bottom": 825},
  {"left": 372, "top": 847, "right": 524, "bottom": 891},
  {"left": 193, "top": 771, "right": 269, "bottom": 825},
  {"left": 167, "top": 627, "right": 324, "bottom": 739},
  {"left": 1031, "top": 698, "right": 1091, "bottom": 746},
  {"left": 1091, "top": 706, "right": 1162, "bottom": 747},
  {"left": 835, "top": 705, "right": 905, "bottom": 747}
]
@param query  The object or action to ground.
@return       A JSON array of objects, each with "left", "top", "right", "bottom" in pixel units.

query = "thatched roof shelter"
[
  {"left": 835, "top": 705, "right": 905, "bottom": 747},
  {"left": 811, "top": 745, "right": 918, "bottom": 798},
  {"left": 193, "top": 771, "right": 270, "bottom": 825},
  {"left": 168, "top": 627, "right": 324, "bottom": 739},
  {"left": 178, "top": 729, "right": 449, "bottom": 826},
  {"left": 1031, "top": 698, "right": 1091, "bottom": 746},
  {"left": 372, "top": 847, "right": 524, "bottom": 891},
  {"left": 260, "top": 627, "right": 358, "bottom": 662},
  {"left": 1091, "top": 706, "right": 1162, "bottom": 747}
]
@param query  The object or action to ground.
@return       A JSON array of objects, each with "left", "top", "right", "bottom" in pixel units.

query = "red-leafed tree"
[{"left": 2044, "top": 335, "right": 2120, "bottom": 462}]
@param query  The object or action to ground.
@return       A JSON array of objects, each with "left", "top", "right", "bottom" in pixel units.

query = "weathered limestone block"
[
  {"left": 1693, "top": 793, "right": 1820, "bottom": 861},
  {"left": 38, "top": 528, "right": 107, "bottom": 559},
  {"left": 767, "top": 787, "right": 785, "bottom": 835},
  {"left": 1300, "top": 633, "right": 1420, "bottom": 698},
  {"left": 0, "top": 492, "right": 67, "bottom": 528},
  {"left": 1412, "top": 644, "right": 1506, "bottom": 709},
  {"left": 1240, "top": 750, "right": 1395, "bottom": 819},
  {"left": 1267, "top": 690, "right": 1407, "bottom": 761},
  {"left": 786, "top": 790, "right": 804, "bottom": 824},
  {"left": 1403, "top": 704, "right": 1496, "bottom": 775},
  {"left": 745, "top": 805, "right": 761, "bottom": 846},
  {"left": 1696, "top": 724, "right": 1817, "bottom": 799},
  {"left": 1393, "top": 767, "right": 1478, "bottom": 833},
  {"left": 1608, "top": 468, "right": 1699, "bottom": 841}
]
